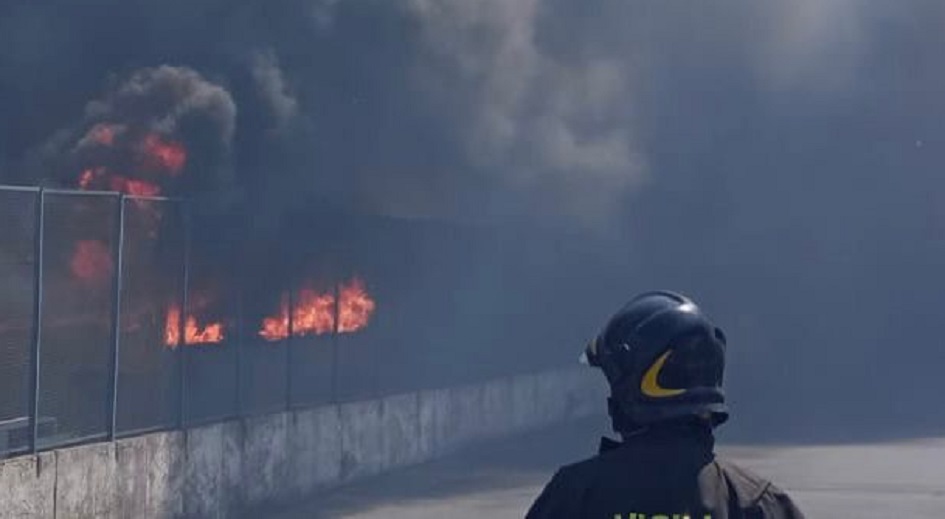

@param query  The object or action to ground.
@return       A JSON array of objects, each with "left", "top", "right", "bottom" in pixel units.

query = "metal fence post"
[
  {"left": 177, "top": 202, "right": 190, "bottom": 429},
  {"left": 28, "top": 189, "right": 45, "bottom": 453},
  {"left": 331, "top": 281, "right": 340, "bottom": 403},
  {"left": 106, "top": 195, "right": 126, "bottom": 441},
  {"left": 235, "top": 283, "right": 243, "bottom": 417},
  {"left": 285, "top": 282, "right": 294, "bottom": 410}
]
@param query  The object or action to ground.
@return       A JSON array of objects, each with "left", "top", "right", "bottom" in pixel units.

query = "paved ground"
[{"left": 270, "top": 416, "right": 945, "bottom": 518}]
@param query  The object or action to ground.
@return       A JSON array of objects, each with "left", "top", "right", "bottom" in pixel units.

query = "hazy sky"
[{"left": 1, "top": 0, "right": 944, "bottom": 438}]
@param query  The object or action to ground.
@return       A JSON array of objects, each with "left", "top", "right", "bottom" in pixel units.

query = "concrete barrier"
[
  {"left": 55, "top": 443, "right": 117, "bottom": 518},
  {"left": 339, "top": 399, "right": 384, "bottom": 481},
  {"left": 182, "top": 422, "right": 226, "bottom": 518},
  {"left": 0, "top": 367, "right": 605, "bottom": 518},
  {"left": 115, "top": 432, "right": 184, "bottom": 518},
  {"left": 0, "top": 452, "right": 55, "bottom": 518},
  {"left": 288, "top": 405, "right": 341, "bottom": 498},
  {"left": 418, "top": 387, "right": 450, "bottom": 456},
  {"left": 242, "top": 413, "right": 290, "bottom": 507},
  {"left": 380, "top": 393, "right": 421, "bottom": 469}
]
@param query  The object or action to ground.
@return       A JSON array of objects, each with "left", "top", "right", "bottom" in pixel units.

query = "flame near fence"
[
  {"left": 0, "top": 109, "right": 582, "bottom": 460},
  {"left": 0, "top": 185, "right": 379, "bottom": 458}
]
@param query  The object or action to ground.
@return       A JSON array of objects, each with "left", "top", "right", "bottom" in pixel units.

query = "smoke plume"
[
  {"left": 27, "top": 65, "right": 236, "bottom": 195},
  {"left": 1, "top": 0, "right": 945, "bottom": 439}
]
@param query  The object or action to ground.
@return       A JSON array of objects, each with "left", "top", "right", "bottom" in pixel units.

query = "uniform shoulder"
[
  {"left": 714, "top": 458, "right": 773, "bottom": 507},
  {"left": 715, "top": 458, "right": 805, "bottom": 517},
  {"left": 525, "top": 455, "right": 605, "bottom": 518},
  {"left": 552, "top": 452, "right": 607, "bottom": 483},
  {"left": 548, "top": 439, "right": 639, "bottom": 491},
  {"left": 756, "top": 480, "right": 806, "bottom": 518}
]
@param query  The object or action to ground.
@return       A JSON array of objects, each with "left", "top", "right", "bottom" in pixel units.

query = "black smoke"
[
  {"left": 1, "top": 0, "right": 945, "bottom": 441},
  {"left": 31, "top": 65, "right": 236, "bottom": 193}
]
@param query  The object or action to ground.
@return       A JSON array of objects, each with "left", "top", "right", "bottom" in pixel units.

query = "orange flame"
[
  {"left": 141, "top": 134, "right": 186, "bottom": 175},
  {"left": 76, "top": 127, "right": 185, "bottom": 196},
  {"left": 338, "top": 277, "right": 376, "bottom": 333},
  {"left": 108, "top": 175, "right": 162, "bottom": 197},
  {"left": 258, "top": 295, "right": 293, "bottom": 342},
  {"left": 259, "top": 289, "right": 336, "bottom": 341},
  {"left": 165, "top": 305, "right": 225, "bottom": 347},
  {"left": 78, "top": 167, "right": 104, "bottom": 189},
  {"left": 70, "top": 240, "right": 113, "bottom": 284},
  {"left": 293, "top": 288, "right": 337, "bottom": 337},
  {"left": 77, "top": 167, "right": 163, "bottom": 198},
  {"left": 258, "top": 277, "right": 376, "bottom": 341},
  {"left": 164, "top": 306, "right": 180, "bottom": 346}
]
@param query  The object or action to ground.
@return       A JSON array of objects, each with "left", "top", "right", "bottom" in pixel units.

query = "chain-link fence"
[
  {"left": 0, "top": 188, "right": 36, "bottom": 457},
  {"left": 116, "top": 198, "right": 183, "bottom": 436},
  {"left": 0, "top": 184, "right": 596, "bottom": 460},
  {"left": 0, "top": 186, "right": 403, "bottom": 458}
]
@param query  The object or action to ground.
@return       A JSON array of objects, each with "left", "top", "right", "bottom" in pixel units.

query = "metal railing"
[
  {"left": 0, "top": 182, "right": 576, "bottom": 460},
  {"left": 0, "top": 185, "right": 387, "bottom": 458}
]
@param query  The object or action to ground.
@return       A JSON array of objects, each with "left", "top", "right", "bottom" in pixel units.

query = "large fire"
[
  {"left": 67, "top": 122, "right": 378, "bottom": 351},
  {"left": 337, "top": 277, "right": 377, "bottom": 333},
  {"left": 140, "top": 134, "right": 186, "bottom": 175},
  {"left": 108, "top": 175, "right": 162, "bottom": 198},
  {"left": 75, "top": 123, "right": 187, "bottom": 197},
  {"left": 72, "top": 125, "right": 185, "bottom": 277},
  {"left": 258, "top": 289, "right": 335, "bottom": 341},
  {"left": 164, "top": 305, "right": 226, "bottom": 347},
  {"left": 259, "top": 277, "right": 376, "bottom": 341},
  {"left": 80, "top": 167, "right": 162, "bottom": 198},
  {"left": 70, "top": 240, "right": 113, "bottom": 284}
]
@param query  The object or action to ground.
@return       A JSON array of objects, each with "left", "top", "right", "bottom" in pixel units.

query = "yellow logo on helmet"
[{"left": 640, "top": 350, "right": 686, "bottom": 398}]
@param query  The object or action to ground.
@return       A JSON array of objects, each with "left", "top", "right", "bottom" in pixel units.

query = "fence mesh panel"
[
  {"left": 341, "top": 224, "right": 412, "bottom": 396},
  {"left": 0, "top": 186, "right": 585, "bottom": 456},
  {"left": 240, "top": 280, "right": 290, "bottom": 415},
  {"left": 0, "top": 190, "right": 37, "bottom": 457},
  {"left": 37, "top": 193, "right": 117, "bottom": 448},
  {"left": 287, "top": 279, "right": 336, "bottom": 408},
  {"left": 180, "top": 251, "right": 239, "bottom": 426},
  {"left": 333, "top": 273, "right": 381, "bottom": 403},
  {"left": 115, "top": 198, "right": 182, "bottom": 435}
]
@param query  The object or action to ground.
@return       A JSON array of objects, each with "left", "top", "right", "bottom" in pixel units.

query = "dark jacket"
[{"left": 525, "top": 422, "right": 804, "bottom": 519}]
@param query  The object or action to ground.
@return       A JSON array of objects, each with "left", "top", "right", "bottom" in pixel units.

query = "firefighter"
[{"left": 526, "top": 291, "right": 805, "bottom": 519}]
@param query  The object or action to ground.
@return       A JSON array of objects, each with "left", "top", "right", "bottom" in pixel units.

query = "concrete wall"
[{"left": 0, "top": 367, "right": 605, "bottom": 518}]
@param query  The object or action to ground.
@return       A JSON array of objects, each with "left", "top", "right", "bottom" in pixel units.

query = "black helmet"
[{"left": 582, "top": 291, "right": 728, "bottom": 433}]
